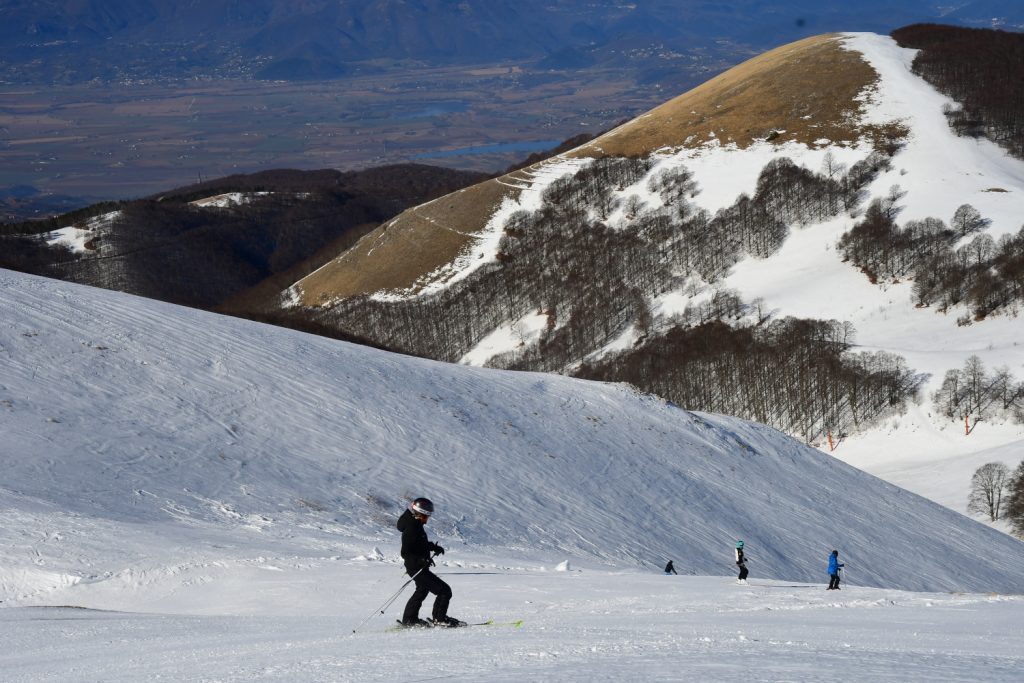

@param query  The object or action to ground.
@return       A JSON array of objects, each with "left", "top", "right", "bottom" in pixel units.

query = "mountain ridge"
[
  {"left": 4, "top": 2, "right": 1023, "bottom": 83},
  {"left": 289, "top": 33, "right": 884, "bottom": 304}
]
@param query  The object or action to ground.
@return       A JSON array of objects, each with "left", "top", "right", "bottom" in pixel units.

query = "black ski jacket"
[{"left": 397, "top": 509, "right": 441, "bottom": 573}]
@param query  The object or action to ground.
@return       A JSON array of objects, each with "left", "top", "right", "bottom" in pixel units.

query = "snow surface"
[
  {"left": 2, "top": 577, "right": 1022, "bottom": 682},
  {"left": 2, "top": 267, "right": 1024, "bottom": 679}
]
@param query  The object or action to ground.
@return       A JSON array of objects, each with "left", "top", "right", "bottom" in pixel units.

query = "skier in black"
[
  {"left": 664, "top": 560, "right": 677, "bottom": 575},
  {"left": 735, "top": 540, "right": 748, "bottom": 584},
  {"left": 397, "top": 497, "right": 464, "bottom": 627}
]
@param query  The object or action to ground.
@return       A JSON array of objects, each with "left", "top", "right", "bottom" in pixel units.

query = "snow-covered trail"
[{"left": 1, "top": 569, "right": 1020, "bottom": 683}]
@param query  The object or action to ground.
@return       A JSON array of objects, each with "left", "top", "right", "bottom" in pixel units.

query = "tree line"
[
  {"left": 932, "top": 355, "right": 1024, "bottom": 426},
  {"left": 0, "top": 192, "right": 381, "bottom": 309},
  {"left": 892, "top": 24, "right": 1024, "bottom": 160},
  {"left": 968, "top": 460, "right": 1024, "bottom": 540},
  {"left": 837, "top": 196, "right": 1024, "bottom": 320},
  {"left": 576, "top": 317, "right": 923, "bottom": 444},
  {"left": 943, "top": 354, "right": 1024, "bottom": 537}
]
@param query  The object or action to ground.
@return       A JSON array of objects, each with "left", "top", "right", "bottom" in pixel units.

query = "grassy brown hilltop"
[
  {"left": 295, "top": 176, "right": 522, "bottom": 305},
  {"left": 575, "top": 34, "right": 877, "bottom": 156},
  {"left": 293, "top": 33, "right": 879, "bottom": 305}
]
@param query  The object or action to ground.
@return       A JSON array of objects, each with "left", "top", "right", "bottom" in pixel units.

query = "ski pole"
[{"left": 351, "top": 552, "right": 436, "bottom": 634}]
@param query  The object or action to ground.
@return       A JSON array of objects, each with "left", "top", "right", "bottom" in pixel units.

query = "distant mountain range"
[{"left": 2, "top": 1, "right": 1023, "bottom": 82}]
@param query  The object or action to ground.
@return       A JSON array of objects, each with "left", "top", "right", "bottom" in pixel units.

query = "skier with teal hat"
[{"left": 735, "top": 540, "right": 748, "bottom": 584}]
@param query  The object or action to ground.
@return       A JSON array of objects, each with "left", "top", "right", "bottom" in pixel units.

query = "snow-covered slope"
[
  {"left": 714, "top": 33, "right": 1024, "bottom": 518},
  {"left": 3, "top": 577, "right": 1023, "bottom": 682},
  {"left": 2, "top": 267, "right": 1023, "bottom": 605}
]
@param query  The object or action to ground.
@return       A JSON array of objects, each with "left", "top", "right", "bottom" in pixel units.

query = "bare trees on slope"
[{"left": 317, "top": 146, "right": 922, "bottom": 442}]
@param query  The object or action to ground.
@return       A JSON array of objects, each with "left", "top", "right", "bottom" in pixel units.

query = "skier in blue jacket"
[{"left": 827, "top": 549, "right": 844, "bottom": 590}]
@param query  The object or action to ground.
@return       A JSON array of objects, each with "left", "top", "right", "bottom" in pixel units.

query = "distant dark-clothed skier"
[
  {"left": 735, "top": 540, "right": 748, "bottom": 584},
  {"left": 397, "top": 497, "right": 464, "bottom": 627},
  {"left": 664, "top": 560, "right": 677, "bottom": 575},
  {"left": 827, "top": 550, "right": 844, "bottom": 590}
]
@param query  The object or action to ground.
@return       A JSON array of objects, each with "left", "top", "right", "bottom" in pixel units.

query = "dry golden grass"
[
  {"left": 296, "top": 34, "right": 885, "bottom": 304},
  {"left": 296, "top": 177, "right": 522, "bottom": 303},
  {"left": 574, "top": 34, "right": 878, "bottom": 156}
]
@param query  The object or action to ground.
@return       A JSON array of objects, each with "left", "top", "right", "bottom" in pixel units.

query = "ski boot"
[{"left": 398, "top": 618, "right": 433, "bottom": 628}]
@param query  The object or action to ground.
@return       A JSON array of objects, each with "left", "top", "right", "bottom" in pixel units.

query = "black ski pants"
[
  {"left": 828, "top": 573, "right": 841, "bottom": 590},
  {"left": 403, "top": 567, "right": 452, "bottom": 622},
  {"left": 737, "top": 564, "right": 748, "bottom": 581}
]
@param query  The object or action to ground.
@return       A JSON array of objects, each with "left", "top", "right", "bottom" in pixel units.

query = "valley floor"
[{"left": 2, "top": 559, "right": 1020, "bottom": 682}]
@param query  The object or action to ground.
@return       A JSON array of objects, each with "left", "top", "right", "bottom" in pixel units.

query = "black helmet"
[{"left": 410, "top": 498, "right": 434, "bottom": 516}]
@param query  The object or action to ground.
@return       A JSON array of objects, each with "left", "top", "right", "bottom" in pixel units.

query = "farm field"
[{"left": 0, "top": 58, "right": 727, "bottom": 218}]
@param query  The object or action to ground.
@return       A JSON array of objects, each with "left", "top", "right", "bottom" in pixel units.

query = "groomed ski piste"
[{"left": 2, "top": 268, "right": 1024, "bottom": 681}]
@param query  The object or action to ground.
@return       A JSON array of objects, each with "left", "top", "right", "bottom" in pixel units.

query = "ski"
[
  {"left": 468, "top": 619, "right": 524, "bottom": 628},
  {"left": 388, "top": 619, "right": 523, "bottom": 632}
]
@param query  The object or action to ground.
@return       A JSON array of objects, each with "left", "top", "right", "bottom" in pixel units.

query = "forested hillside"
[
  {"left": 0, "top": 166, "right": 486, "bottom": 309},
  {"left": 307, "top": 142, "right": 921, "bottom": 442}
]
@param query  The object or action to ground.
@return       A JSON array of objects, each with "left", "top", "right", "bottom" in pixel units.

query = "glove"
[{"left": 431, "top": 543, "right": 445, "bottom": 556}]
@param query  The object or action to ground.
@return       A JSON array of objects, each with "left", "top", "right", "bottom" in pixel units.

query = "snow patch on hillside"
[
  {"left": 460, "top": 309, "right": 549, "bottom": 365},
  {"left": 189, "top": 192, "right": 270, "bottom": 208},
  {"left": 43, "top": 226, "right": 94, "bottom": 253},
  {"left": 41, "top": 210, "right": 120, "bottom": 253},
  {"left": 653, "top": 139, "right": 867, "bottom": 219}
]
